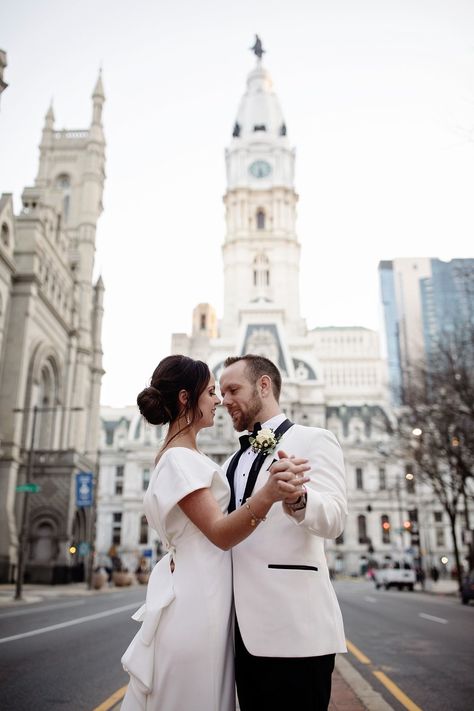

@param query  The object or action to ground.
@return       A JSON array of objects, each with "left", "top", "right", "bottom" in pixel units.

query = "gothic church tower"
[{"left": 0, "top": 74, "right": 106, "bottom": 583}]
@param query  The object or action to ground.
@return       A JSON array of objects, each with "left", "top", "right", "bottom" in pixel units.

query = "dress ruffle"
[{"left": 121, "top": 553, "right": 175, "bottom": 696}]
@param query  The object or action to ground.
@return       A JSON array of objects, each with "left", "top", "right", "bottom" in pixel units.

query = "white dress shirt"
[{"left": 234, "top": 413, "right": 287, "bottom": 508}]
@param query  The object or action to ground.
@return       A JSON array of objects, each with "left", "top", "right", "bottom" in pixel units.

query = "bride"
[{"left": 120, "top": 354, "right": 309, "bottom": 711}]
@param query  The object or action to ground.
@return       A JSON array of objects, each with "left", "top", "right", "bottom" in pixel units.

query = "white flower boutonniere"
[{"left": 249, "top": 427, "right": 281, "bottom": 456}]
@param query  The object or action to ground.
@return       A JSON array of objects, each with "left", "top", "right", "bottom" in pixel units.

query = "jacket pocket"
[{"left": 268, "top": 564, "right": 318, "bottom": 572}]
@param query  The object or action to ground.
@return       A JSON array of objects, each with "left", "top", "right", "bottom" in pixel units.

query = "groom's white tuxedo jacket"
[{"left": 224, "top": 421, "right": 347, "bottom": 658}]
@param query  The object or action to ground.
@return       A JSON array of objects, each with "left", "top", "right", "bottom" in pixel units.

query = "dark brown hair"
[
  {"left": 223, "top": 354, "right": 282, "bottom": 401},
  {"left": 137, "top": 355, "right": 210, "bottom": 429}
]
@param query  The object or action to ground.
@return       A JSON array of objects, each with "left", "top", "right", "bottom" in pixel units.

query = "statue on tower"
[{"left": 251, "top": 35, "right": 265, "bottom": 59}]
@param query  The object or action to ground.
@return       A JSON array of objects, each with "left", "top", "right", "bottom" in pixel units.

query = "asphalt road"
[
  {"left": 0, "top": 587, "right": 144, "bottom": 711},
  {"left": 1, "top": 581, "right": 472, "bottom": 711},
  {"left": 334, "top": 579, "right": 474, "bottom": 711}
]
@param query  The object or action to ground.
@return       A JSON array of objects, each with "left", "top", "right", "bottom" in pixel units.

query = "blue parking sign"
[{"left": 76, "top": 472, "right": 93, "bottom": 507}]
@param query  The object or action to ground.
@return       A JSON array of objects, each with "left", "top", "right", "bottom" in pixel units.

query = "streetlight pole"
[{"left": 14, "top": 406, "right": 38, "bottom": 601}]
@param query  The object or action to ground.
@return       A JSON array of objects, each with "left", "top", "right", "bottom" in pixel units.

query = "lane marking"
[
  {"left": 419, "top": 613, "right": 448, "bottom": 625},
  {"left": 347, "top": 638, "right": 424, "bottom": 710},
  {"left": 0, "top": 602, "right": 139, "bottom": 644},
  {"left": 346, "top": 639, "right": 371, "bottom": 664},
  {"left": 92, "top": 684, "right": 128, "bottom": 711},
  {"left": 373, "top": 670, "right": 424, "bottom": 711},
  {"left": 0, "top": 600, "right": 86, "bottom": 619},
  {"left": 364, "top": 595, "right": 377, "bottom": 603}
]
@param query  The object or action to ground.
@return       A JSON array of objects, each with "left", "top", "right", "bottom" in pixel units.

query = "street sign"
[
  {"left": 143, "top": 548, "right": 153, "bottom": 558},
  {"left": 78, "top": 541, "right": 91, "bottom": 556},
  {"left": 76, "top": 471, "right": 94, "bottom": 507},
  {"left": 16, "top": 483, "right": 41, "bottom": 493}
]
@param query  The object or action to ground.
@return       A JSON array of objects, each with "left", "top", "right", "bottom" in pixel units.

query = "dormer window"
[
  {"left": 232, "top": 122, "right": 241, "bottom": 137},
  {"left": 256, "top": 209, "right": 265, "bottom": 230},
  {"left": 279, "top": 123, "right": 287, "bottom": 136},
  {"left": 253, "top": 124, "right": 266, "bottom": 132}
]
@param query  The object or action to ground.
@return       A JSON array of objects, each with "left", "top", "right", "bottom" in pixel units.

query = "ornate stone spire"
[{"left": 91, "top": 69, "right": 105, "bottom": 126}]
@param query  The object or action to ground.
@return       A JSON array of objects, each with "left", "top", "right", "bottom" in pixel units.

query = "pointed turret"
[
  {"left": 44, "top": 101, "right": 55, "bottom": 130},
  {"left": 91, "top": 69, "right": 105, "bottom": 126}
]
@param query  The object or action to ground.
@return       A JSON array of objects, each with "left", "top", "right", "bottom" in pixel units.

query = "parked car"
[
  {"left": 461, "top": 571, "right": 474, "bottom": 605},
  {"left": 374, "top": 565, "right": 416, "bottom": 591}
]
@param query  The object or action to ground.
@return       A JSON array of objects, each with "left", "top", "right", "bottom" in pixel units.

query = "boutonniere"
[{"left": 249, "top": 427, "right": 281, "bottom": 455}]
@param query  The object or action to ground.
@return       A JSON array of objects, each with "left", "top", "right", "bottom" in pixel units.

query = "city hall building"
[{"left": 97, "top": 48, "right": 459, "bottom": 577}]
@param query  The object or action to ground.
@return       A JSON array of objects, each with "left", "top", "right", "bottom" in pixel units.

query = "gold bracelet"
[{"left": 245, "top": 499, "right": 267, "bottom": 527}]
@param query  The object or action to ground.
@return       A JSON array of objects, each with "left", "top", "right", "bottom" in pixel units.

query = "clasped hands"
[{"left": 266, "top": 449, "right": 310, "bottom": 504}]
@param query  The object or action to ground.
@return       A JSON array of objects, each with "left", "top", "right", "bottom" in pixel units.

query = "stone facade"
[{"left": 0, "top": 74, "right": 106, "bottom": 583}]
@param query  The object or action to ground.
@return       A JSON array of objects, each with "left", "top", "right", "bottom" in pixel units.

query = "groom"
[{"left": 220, "top": 354, "right": 347, "bottom": 711}]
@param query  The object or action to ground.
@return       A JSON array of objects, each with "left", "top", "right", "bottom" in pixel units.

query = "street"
[
  {"left": 0, "top": 581, "right": 473, "bottom": 710},
  {"left": 334, "top": 579, "right": 474, "bottom": 711},
  {"left": 0, "top": 587, "right": 144, "bottom": 711}
]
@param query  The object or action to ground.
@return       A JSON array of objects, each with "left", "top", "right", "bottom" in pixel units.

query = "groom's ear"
[{"left": 259, "top": 374, "right": 273, "bottom": 398}]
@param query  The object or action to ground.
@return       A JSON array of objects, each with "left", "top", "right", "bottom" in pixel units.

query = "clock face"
[{"left": 249, "top": 160, "right": 272, "bottom": 179}]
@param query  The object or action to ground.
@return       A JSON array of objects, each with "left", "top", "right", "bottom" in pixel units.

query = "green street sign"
[{"left": 16, "top": 483, "right": 41, "bottom": 493}]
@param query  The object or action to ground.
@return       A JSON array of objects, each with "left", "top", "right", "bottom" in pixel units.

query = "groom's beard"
[{"left": 230, "top": 388, "right": 262, "bottom": 433}]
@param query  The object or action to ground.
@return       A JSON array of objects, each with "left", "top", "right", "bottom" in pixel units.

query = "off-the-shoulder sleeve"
[{"left": 152, "top": 449, "right": 215, "bottom": 525}]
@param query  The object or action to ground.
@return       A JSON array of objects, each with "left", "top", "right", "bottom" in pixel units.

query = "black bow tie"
[{"left": 239, "top": 422, "right": 262, "bottom": 451}]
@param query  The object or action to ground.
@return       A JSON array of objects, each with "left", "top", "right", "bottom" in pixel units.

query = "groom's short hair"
[{"left": 223, "top": 354, "right": 282, "bottom": 401}]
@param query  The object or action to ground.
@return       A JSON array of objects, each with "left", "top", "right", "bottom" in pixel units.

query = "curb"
[
  {"left": 335, "top": 654, "right": 395, "bottom": 711},
  {"left": 0, "top": 583, "right": 139, "bottom": 607}
]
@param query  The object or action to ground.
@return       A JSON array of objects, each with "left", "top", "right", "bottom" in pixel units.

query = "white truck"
[{"left": 374, "top": 565, "right": 416, "bottom": 591}]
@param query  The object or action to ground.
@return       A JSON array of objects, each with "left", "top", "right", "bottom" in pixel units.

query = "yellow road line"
[
  {"left": 346, "top": 639, "right": 424, "bottom": 711},
  {"left": 92, "top": 684, "right": 128, "bottom": 711},
  {"left": 373, "top": 671, "right": 424, "bottom": 711},
  {"left": 346, "top": 638, "right": 371, "bottom": 664}
]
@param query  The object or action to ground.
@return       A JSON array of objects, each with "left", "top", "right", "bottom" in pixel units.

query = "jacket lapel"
[
  {"left": 242, "top": 419, "right": 294, "bottom": 502},
  {"left": 226, "top": 449, "right": 243, "bottom": 513}
]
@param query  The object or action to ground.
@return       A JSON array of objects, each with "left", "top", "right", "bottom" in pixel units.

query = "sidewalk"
[{"left": 0, "top": 580, "right": 136, "bottom": 606}]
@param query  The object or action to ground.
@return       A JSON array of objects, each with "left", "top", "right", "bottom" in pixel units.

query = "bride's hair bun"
[
  {"left": 137, "top": 385, "right": 170, "bottom": 425},
  {"left": 137, "top": 355, "right": 210, "bottom": 428}
]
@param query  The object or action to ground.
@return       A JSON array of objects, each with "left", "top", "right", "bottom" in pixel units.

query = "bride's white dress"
[{"left": 120, "top": 448, "right": 235, "bottom": 711}]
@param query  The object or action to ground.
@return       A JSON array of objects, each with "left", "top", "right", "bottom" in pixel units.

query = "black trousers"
[{"left": 235, "top": 618, "right": 335, "bottom": 711}]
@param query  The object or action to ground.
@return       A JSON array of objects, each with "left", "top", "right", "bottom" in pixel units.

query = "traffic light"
[{"left": 408, "top": 509, "right": 420, "bottom": 545}]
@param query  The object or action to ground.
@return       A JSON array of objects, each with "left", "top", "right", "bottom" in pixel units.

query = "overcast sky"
[{"left": 1, "top": 0, "right": 474, "bottom": 406}]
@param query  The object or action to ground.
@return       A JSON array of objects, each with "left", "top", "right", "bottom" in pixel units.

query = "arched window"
[
  {"left": 139, "top": 515, "right": 148, "bottom": 544},
  {"left": 253, "top": 253, "right": 270, "bottom": 290},
  {"left": 55, "top": 174, "right": 71, "bottom": 224},
  {"left": 256, "top": 209, "right": 265, "bottom": 230},
  {"left": 36, "top": 359, "right": 58, "bottom": 449},
  {"left": 358, "top": 515, "right": 367, "bottom": 544},
  {"left": 1, "top": 222, "right": 9, "bottom": 247}
]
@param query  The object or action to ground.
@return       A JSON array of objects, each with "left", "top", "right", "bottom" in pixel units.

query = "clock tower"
[{"left": 221, "top": 46, "right": 304, "bottom": 344}]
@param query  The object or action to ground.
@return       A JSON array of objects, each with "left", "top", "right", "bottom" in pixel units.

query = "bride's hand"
[{"left": 263, "top": 457, "right": 310, "bottom": 502}]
